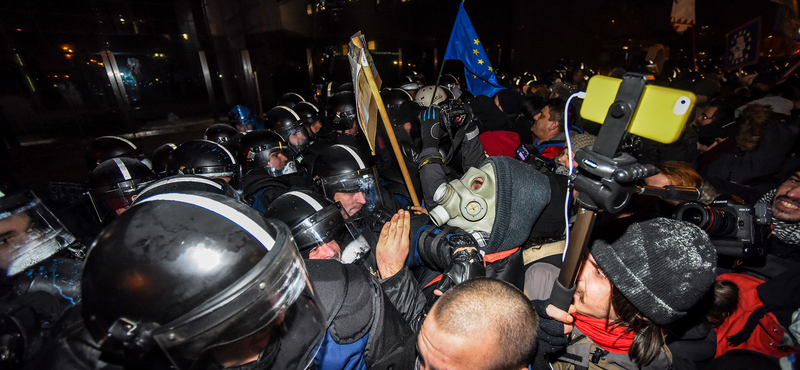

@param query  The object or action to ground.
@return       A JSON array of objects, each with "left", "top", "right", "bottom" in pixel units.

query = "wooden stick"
[{"left": 351, "top": 35, "right": 420, "bottom": 206}]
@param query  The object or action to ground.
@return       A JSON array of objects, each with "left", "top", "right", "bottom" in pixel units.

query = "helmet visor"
[
  {"left": 276, "top": 126, "right": 311, "bottom": 153},
  {"left": 291, "top": 203, "right": 361, "bottom": 256},
  {"left": 90, "top": 179, "right": 152, "bottom": 213},
  {"left": 0, "top": 192, "right": 76, "bottom": 276},
  {"left": 151, "top": 220, "right": 324, "bottom": 370},
  {"left": 320, "top": 167, "right": 383, "bottom": 214}
]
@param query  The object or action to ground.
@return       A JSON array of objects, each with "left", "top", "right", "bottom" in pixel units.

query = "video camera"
[
  {"left": 437, "top": 100, "right": 470, "bottom": 131},
  {"left": 674, "top": 198, "right": 772, "bottom": 259},
  {"left": 514, "top": 144, "right": 557, "bottom": 173}
]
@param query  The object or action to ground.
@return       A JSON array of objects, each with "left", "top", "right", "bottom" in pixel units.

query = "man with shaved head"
[{"left": 416, "top": 278, "right": 539, "bottom": 370}]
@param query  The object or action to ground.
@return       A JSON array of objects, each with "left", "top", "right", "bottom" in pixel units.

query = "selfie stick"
[{"left": 550, "top": 73, "right": 662, "bottom": 311}]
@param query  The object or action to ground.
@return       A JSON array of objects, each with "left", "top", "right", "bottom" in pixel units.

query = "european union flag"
[
  {"left": 444, "top": 3, "right": 505, "bottom": 97},
  {"left": 726, "top": 18, "right": 760, "bottom": 70}
]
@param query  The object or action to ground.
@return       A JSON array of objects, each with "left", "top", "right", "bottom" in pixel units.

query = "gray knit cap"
[
  {"left": 482, "top": 156, "right": 551, "bottom": 253},
  {"left": 591, "top": 218, "right": 717, "bottom": 326}
]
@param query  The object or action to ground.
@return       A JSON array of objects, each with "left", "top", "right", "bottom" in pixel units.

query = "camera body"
[
  {"left": 514, "top": 144, "right": 556, "bottom": 173},
  {"left": 674, "top": 198, "right": 772, "bottom": 258},
  {"left": 438, "top": 101, "right": 469, "bottom": 131}
]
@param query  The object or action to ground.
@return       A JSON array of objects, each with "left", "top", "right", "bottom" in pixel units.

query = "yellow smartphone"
[{"left": 580, "top": 75, "right": 696, "bottom": 144}]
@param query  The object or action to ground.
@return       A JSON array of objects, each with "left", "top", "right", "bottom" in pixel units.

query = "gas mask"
[{"left": 429, "top": 162, "right": 497, "bottom": 233}]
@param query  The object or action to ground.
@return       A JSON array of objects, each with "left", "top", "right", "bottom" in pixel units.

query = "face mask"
[{"left": 429, "top": 162, "right": 496, "bottom": 233}]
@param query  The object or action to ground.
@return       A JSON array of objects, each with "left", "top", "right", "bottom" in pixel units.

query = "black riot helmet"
[
  {"left": 293, "top": 102, "right": 321, "bottom": 129},
  {"left": 264, "top": 106, "right": 311, "bottom": 153},
  {"left": 236, "top": 130, "right": 297, "bottom": 176},
  {"left": 326, "top": 91, "right": 358, "bottom": 131},
  {"left": 380, "top": 88, "right": 413, "bottom": 110},
  {"left": 133, "top": 175, "right": 242, "bottom": 205},
  {"left": 85, "top": 136, "right": 147, "bottom": 171},
  {"left": 380, "top": 88, "right": 414, "bottom": 127},
  {"left": 204, "top": 123, "right": 239, "bottom": 149},
  {"left": 276, "top": 92, "right": 305, "bottom": 108},
  {"left": 81, "top": 192, "right": 325, "bottom": 370},
  {"left": 165, "top": 140, "right": 240, "bottom": 181},
  {"left": 151, "top": 143, "right": 177, "bottom": 178},
  {"left": 439, "top": 74, "right": 463, "bottom": 100},
  {"left": 264, "top": 190, "right": 367, "bottom": 262},
  {"left": 311, "top": 144, "right": 383, "bottom": 217},
  {"left": 87, "top": 157, "right": 157, "bottom": 217},
  {"left": 337, "top": 82, "right": 354, "bottom": 92}
]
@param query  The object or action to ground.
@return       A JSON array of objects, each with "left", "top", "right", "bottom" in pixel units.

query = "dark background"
[{"left": 0, "top": 0, "right": 794, "bottom": 192}]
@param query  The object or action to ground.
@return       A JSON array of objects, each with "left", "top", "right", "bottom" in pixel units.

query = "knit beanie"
[
  {"left": 591, "top": 218, "right": 717, "bottom": 326},
  {"left": 482, "top": 156, "right": 551, "bottom": 253}
]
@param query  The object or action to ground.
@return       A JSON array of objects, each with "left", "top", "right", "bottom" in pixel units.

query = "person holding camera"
[{"left": 528, "top": 218, "right": 717, "bottom": 370}]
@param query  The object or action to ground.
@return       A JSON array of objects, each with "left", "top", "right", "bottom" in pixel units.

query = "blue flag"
[{"left": 444, "top": 3, "right": 505, "bottom": 97}]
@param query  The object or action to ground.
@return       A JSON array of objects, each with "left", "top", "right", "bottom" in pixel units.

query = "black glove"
[
  {"left": 531, "top": 299, "right": 569, "bottom": 354},
  {"left": 419, "top": 106, "right": 446, "bottom": 149},
  {"left": 435, "top": 235, "right": 485, "bottom": 294}
]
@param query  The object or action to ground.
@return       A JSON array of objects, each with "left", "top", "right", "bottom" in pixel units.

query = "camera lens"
[{"left": 674, "top": 202, "right": 737, "bottom": 237}]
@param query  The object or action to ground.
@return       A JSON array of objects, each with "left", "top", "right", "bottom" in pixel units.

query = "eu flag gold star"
[
  {"left": 473, "top": 49, "right": 479, "bottom": 55},
  {"left": 473, "top": 39, "right": 480, "bottom": 45},
  {"left": 488, "top": 66, "right": 493, "bottom": 72},
  {"left": 478, "top": 59, "right": 484, "bottom": 65},
  {"left": 473, "top": 74, "right": 478, "bottom": 78}
]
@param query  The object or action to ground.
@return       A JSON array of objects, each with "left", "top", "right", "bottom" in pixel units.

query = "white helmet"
[{"left": 414, "top": 85, "right": 452, "bottom": 107}]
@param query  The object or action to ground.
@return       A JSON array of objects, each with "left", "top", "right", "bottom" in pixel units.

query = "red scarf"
[{"left": 573, "top": 314, "right": 635, "bottom": 354}]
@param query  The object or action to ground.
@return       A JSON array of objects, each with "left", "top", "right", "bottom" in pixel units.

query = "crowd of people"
[{"left": 1, "top": 59, "right": 800, "bottom": 370}]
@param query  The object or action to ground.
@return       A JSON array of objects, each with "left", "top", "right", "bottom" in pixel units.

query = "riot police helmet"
[
  {"left": 236, "top": 130, "right": 297, "bottom": 177},
  {"left": 292, "top": 102, "right": 322, "bottom": 138},
  {"left": 165, "top": 140, "right": 240, "bottom": 182},
  {"left": 264, "top": 106, "right": 310, "bottom": 153},
  {"left": 133, "top": 175, "right": 242, "bottom": 205},
  {"left": 151, "top": 143, "right": 177, "bottom": 178},
  {"left": 228, "top": 105, "right": 257, "bottom": 131},
  {"left": 276, "top": 92, "right": 305, "bottom": 109},
  {"left": 264, "top": 190, "right": 365, "bottom": 262},
  {"left": 204, "top": 123, "right": 239, "bottom": 149},
  {"left": 85, "top": 136, "right": 146, "bottom": 171},
  {"left": 325, "top": 91, "right": 358, "bottom": 131},
  {"left": 87, "top": 157, "right": 157, "bottom": 216},
  {"left": 80, "top": 192, "right": 325, "bottom": 369},
  {"left": 310, "top": 145, "right": 383, "bottom": 217}
]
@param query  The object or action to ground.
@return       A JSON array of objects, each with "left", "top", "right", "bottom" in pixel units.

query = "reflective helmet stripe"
[
  {"left": 210, "top": 140, "right": 237, "bottom": 164},
  {"left": 137, "top": 176, "right": 224, "bottom": 200},
  {"left": 285, "top": 191, "right": 323, "bottom": 211},
  {"left": 113, "top": 158, "right": 132, "bottom": 180},
  {"left": 287, "top": 92, "right": 305, "bottom": 102},
  {"left": 99, "top": 135, "right": 137, "bottom": 150},
  {"left": 139, "top": 193, "right": 275, "bottom": 251},
  {"left": 333, "top": 144, "right": 365, "bottom": 169},
  {"left": 275, "top": 106, "right": 301, "bottom": 121}
]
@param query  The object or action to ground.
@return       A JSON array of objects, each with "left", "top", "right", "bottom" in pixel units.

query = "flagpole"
[{"left": 428, "top": 0, "right": 466, "bottom": 106}]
